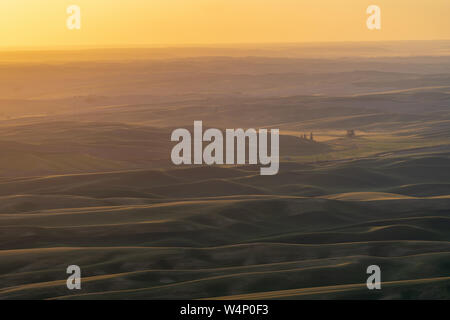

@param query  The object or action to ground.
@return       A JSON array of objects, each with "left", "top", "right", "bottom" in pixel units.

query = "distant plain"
[{"left": 1, "top": 41, "right": 450, "bottom": 299}]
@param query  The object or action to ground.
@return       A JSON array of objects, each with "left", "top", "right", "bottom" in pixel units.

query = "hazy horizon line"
[{"left": 1, "top": 38, "right": 450, "bottom": 52}]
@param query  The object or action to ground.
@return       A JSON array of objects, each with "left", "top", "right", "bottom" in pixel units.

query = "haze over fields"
[{"left": 0, "top": 41, "right": 450, "bottom": 299}]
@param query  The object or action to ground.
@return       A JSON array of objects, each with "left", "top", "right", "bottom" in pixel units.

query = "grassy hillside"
[{"left": 0, "top": 47, "right": 449, "bottom": 299}]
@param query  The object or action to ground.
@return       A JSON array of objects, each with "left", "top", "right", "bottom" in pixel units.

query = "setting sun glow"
[{"left": 0, "top": 0, "right": 449, "bottom": 49}]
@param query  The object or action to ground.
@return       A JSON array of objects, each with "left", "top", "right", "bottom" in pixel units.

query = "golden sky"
[{"left": 0, "top": 0, "right": 449, "bottom": 48}]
